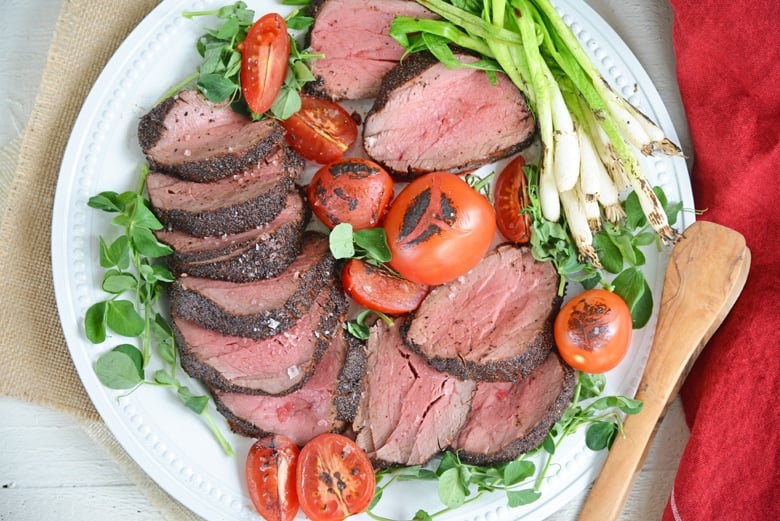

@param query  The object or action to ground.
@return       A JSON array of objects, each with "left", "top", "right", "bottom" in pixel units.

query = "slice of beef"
[
  {"left": 353, "top": 318, "right": 476, "bottom": 468},
  {"left": 451, "top": 352, "right": 576, "bottom": 465},
  {"left": 170, "top": 232, "right": 336, "bottom": 339},
  {"left": 146, "top": 144, "right": 303, "bottom": 237},
  {"left": 175, "top": 283, "right": 346, "bottom": 396},
  {"left": 155, "top": 189, "right": 310, "bottom": 281},
  {"left": 138, "top": 89, "right": 285, "bottom": 182},
  {"left": 363, "top": 51, "right": 536, "bottom": 179},
  {"left": 211, "top": 325, "right": 367, "bottom": 445},
  {"left": 305, "top": 0, "right": 437, "bottom": 100},
  {"left": 403, "top": 244, "right": 562, "bottom": 382}
]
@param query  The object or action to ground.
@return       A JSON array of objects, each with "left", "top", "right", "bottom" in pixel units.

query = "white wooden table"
[{"left": 0, "top": 1, "right": 691, "bottom": 519}]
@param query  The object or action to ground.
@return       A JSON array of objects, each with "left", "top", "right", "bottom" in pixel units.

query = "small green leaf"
[
  {"left": 437, "top": 467, "right": 467, "bottom": 508},
  {"left": 413, "top": 510, "right": 433, "bottom": 521},
  {"left": 630, "top": 280, "right": 654, "bottom": 328},
  {"left": 178, "top": 386, "right": 210, "bottom": 414},
  {"left": 99, "top": 235, "right": 130, "bottom": 269},
  {"left": 85, "top": 301, "right": 108, "bottom": 343},
  {"left": 271, "top": 86, "right": 302, "bottom": 120},
  {"left": 158, "top": 339, "right": 177, "bottom": 365},
  {"left": 132, "top": 198, "right": 165, "bottom": 230},
  {"left": 198, "top": 73, "right": 238, "bottom": 102},
  {"left": 94, "top": 348, "right": 144, "bottom": 389},
  {"left": 329, "top": 223, "right": 355, "bottom": 259},
  {"left": 503, "top": 460, "right": 535, "bottom": 485},
  {"left": 578, "top": 372, "right": 606, "bottom": 399},
  {"left": 102, "top": 273, "right": 137, "bottom": 294},
  {"left": 346, "top": 320, "right": 369, "bottom": 340},
  {"left": 585, "top": 421, "right": 617, "bottom": 451},
  {"left": 132, "top": 227, "right": 173, "bottom": 258},
  {"left": 612, "top": 268, "right": 652, "bottom": 328},
  {"left": 105, "top": 300, "right": 145, "bottom": 337},
  {"left": 506, "top": 488, "right": 541, "bottom": 507},
  {"left": 541, "top": 432, "right": 556, "bottom": 454},
  {"left": 88, "top": 191, "right": 123, "bottom": 212},
  {"left": 154, "top": 369, "right": 179, "bottom": 387},
  {"left": 353, "top": 227, "right": 391, "bottom": 263},
  {"left": 593, "top": 233, "right": 623, "bottom": 274}
]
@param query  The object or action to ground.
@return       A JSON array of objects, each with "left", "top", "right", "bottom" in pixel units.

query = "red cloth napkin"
[{"left": 664, "top": 0, "right": 780, "bottom": 519}]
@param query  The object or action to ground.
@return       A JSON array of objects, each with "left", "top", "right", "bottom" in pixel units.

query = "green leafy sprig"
[
  {"left": 84, "top": 165, "right": 234, "bottom": 456},
  {"left": 367, "top": 372, "right": 642, "bottom": 520}
]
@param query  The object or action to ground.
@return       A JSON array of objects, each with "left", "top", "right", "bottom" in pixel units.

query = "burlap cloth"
[{"left": 0, "top": 1, "right": 200, "bottom": 519}]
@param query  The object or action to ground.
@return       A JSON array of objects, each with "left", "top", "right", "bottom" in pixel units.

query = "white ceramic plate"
[{"left": 51, "top": 1, "right": 694, "bottom": 520}]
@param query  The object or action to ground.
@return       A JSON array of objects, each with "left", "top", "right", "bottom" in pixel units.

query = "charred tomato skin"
[
  {"left": 494, "top": 155, "right": 532, "bottom": 244},
  {"left": 341, "top": 258, "right": 429, "bottom": 314},
  {"left": 308, "top": 158, "right": 394, "bottom": 230},
  {"left": 245, "top": 434, "right": 300, "bottom": 521},
  {"left": 554, "top": 288, "right": 632, "bottom": 373},
  {"left": 296, "top": 433, "right": 375, "bottom": 521},
  {"left": 280, "top": 94, "right": 358, "bottom": 164},
  {"left": 383, "top": 172, "right": 496, "bottom": 286},
  {"left": 239, "top": 13, "right": 290, "bottom": 115}
]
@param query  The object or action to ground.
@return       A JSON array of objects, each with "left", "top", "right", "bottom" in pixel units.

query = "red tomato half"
[
  {"left": 494, "top": 155, "right": 532, "bottom": 243},
  {"left": 308, "top": 158, "right": 394, "bottom": 229},
  {"left": 341, "top": 258, "right": 429, "bottom": 314},
  {"left": 296, "top": 433, "right": 375, "bottom": 521},
  {"left": 239, "top": 13, "right": 290, "bottom": 115},
  {"left": 383, "top": 172, "right": 496, "bottom": 286},
  {"left": 554, "top": 288, "right": 632, "bottom": 373},
  {"left": 245, "top": 434, "right": 300, "bottom": 521},
  {"left": 281, "top": 94, "right": 358, "bottom": 164}
]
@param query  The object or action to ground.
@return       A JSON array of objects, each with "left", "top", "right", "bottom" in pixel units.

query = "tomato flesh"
[
  {"left": 246, "top": 434, "right": 300, "bottom": 521},
  {"left": 240, "top": 13, "right": 290, "bottom": 115},
  {"left": 494, "top": 155, "right": 532, "bottom": 243},
  {"left": 308, "top": 158, "right": 394, "bottom": 230},
  {"left": 554, "top": 288, "right": 632, "bottom": 373},
  {"left": 341, "top": 258, "right": 429, "bottom": 314},
  {"left": 281, "top": 94, "right": 358, "bottom": 164},
  {"left": 296, "top": 433, "right": 375, "bottom": 521},
  {"left": 383, "top": 172, "right": 496, "bottom": 286}
]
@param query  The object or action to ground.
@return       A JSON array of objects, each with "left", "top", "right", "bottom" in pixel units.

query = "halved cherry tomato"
[
  {"left": 280, "top": 94, "right": 358, "bottom": 164},
  {"left": 494, "top": 155, "right": 532, "bottom": 243},
  {"left": 239, "top": 13, "right": 290, "bottom": 115},
  {"left": 308, "top": 158, "right": 394, "bottom": 230},
  {"left": 296, "top": 433, "right": 375, "bottom": 521},
  {"left": 245, "top": 434, "right": 300, "bottom": 521},
  {"left": 341, "top": 258, "right": 429, "bottom": 314},
  {"left": 554, "top": 288, "right": 632, "bottom": 373},
  {"left": 383, "top": 172, "right": 496, "bottom": 286}
]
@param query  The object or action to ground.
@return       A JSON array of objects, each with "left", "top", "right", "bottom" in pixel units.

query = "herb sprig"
[
  {"left": 84, "top": 165, "right": 234, "bottom": 456},
  {"left": 368, "top": 372, "right": 642, "bottom": 519}
]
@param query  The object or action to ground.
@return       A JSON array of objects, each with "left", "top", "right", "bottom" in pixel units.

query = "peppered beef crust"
[
  {"left": 157, "top": 188, "right": 311, "bottom": 282},
  {"left": 169, "top": 232, "right": 337, "bottom": 339}
]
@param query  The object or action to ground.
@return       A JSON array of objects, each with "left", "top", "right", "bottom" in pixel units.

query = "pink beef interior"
[
  {"left": 155, "top": 190, "right": 303, "bottom": 252},
  {"left": 405, "top": 246, "right": 559, "bottom": 363},
  {"left": 213, "top": 328, "right": 347, "bottom": 445},
  {"left": 309, "top": 0, "right": 437, "bottom": 99},
  {"left": 176, "top": 235, "right": 329, "bottom": 315},
  {"left": 146, "top": 146, "right": 286, "bottom": 212},
  {"left": 363, "top": 61, "right": 531, "bottom": 172}
]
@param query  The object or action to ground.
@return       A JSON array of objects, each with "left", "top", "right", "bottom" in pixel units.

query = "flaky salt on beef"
[
  {"left": 174, "top": 283, "right": 347, "bottom": 396},
  {"left": 353, "top": 318, "right": 476, "bottom": 468},
  {"left": 363, "top": 51, "right": 536, "bottom": 179},
  {"left": 138, "top": 90, "right": 285, "bottom": 182},
  {"left": 305, "top": 0, "right": 438, "bottom": 100},
  {"left": 212, "top": 325, "right": 367, "bottom": 446},
  {"left": 403, "top": 244, "right": 562, "bottom": 382},
  {"left": 451, "top": 351, "right": 576, "bottom": 465},
  {"left": 169, "top": 232, "right": 336, "bottom": 339},
  {"left": 155, "top": 189, "right": 310, "bottom": 282}
]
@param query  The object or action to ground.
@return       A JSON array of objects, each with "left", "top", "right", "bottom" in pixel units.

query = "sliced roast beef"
[
  {"left": 305, "top": 0, "right": 437, "bottom": 100},
  {"left": 146, "top": 144, "right": 303, "bottom": 237},
  {"left": 175, "top": 283, "right": 346, "bottom": 395},
  {"left": 138, "top": 90, "right": 285, "bottom": 182},
  {"left": 170, "top": 232, "right": 336, "bottom": 339},
  {"left": 155, "top": 189, "right": 310, "bottom": 281},
  {"left": 211, "top": 325, "right": 367, "bottom": 445},
  {"left": 363, "top": 51, "right": 536, "bottom": 178},
  {"left": 451, "top": 352, "right": 576, "bottom": 465},
  {"left": 353, "top": 318, "right": 476, "bottom": 468},
  {"left": 403, "top": 244, "right": 562, "bottom": 382}
]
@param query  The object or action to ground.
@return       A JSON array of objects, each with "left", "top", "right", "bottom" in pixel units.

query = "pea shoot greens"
[{"left": 84, "top": 165, "right": 233, "bottom": 456}]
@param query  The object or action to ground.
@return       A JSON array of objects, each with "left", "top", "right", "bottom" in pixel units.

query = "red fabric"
[{"left": 663, "top": 0, "right": 780, "bottom": 519}]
